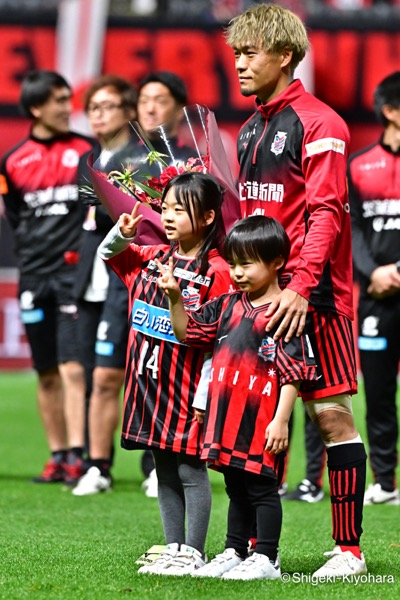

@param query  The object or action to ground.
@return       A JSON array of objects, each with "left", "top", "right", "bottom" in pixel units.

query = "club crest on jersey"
[
  {"left": 270, "top": 131, "right": 287, "bottom": 156},
  {"left": 258, "top": 336, "right": 276, "bottom": 361},
  {"left": 182, "top": 287, "right": 201, "bottom": 310}
]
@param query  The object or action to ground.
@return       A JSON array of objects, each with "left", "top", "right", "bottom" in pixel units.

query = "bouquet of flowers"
[{"left": 89, "top": 104, "right": 240, "bottom": 245}]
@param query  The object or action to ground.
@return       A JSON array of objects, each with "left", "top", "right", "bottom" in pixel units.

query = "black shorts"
[
  {"left": 19, "top": 272, "right": 80, "bottom": 372},
  {"left": 94, "top": 276, "right": 129, "bottom": 369}
]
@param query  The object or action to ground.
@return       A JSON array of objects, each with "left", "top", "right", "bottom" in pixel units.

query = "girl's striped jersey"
[
  {"left": 183, "top": 292, "right": 317, "bottom": 476},
  {"left": 105, "top": 242, "right": 232, "bottom": 455}
]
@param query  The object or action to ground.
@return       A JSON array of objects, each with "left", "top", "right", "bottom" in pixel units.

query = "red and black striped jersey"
[
  {"left": 237, "top": 79, "right": 354, "bottom": 319},
  {"left": 183, "top": 291, "right": 317, "bottom": 476},
  {"left": 105, "top": 242, "right": 232, "bottom": 454},
  {"left": 1, "top": 131, "right": 95, "bottom": 276}
]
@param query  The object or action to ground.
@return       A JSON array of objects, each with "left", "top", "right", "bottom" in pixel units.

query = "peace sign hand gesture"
[
  {"left": 155, "top": 257, "right": 181, "bottom": 303},
  {"left": 118, "top": 203, "right": 143, "bottom": 239}
]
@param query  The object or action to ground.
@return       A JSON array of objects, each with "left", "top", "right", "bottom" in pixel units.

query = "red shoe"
[
  {"left": 32, "top": 458, "right": 65, "bottom": 483},
  {"left": 63, "top": 457, "right": 84, "bottom": 487}
]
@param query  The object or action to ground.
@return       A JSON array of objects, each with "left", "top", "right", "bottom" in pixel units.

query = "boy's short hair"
[
  {"left": 225, "top": 4, "right": 309, "bottom": 71},
  {"left": 373, "top": 71, "right": 400, "bottom": 126},
  {"left": 20, "top": 70, "right": 71, "bottom": 118},
  {"left": 223, "top": 215, "right": 290, "bottom": 270},
  {"left": 83, "top": 74, "right": 138, "bottom": 113},
  {"left": 137, "top": 71, "right": 188, "bottom": 106}
]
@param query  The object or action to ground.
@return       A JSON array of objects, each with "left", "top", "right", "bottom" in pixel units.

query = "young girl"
[
  {"left": 97, "top": 171, "right": 233, "bottom": 575},
  {"left": 157, "top": 215, "right": 318, "bottom": 581}
]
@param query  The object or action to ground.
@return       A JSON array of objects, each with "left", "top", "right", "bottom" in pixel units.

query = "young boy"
[{"left": 157, "top": 215, "right": 317, "bottom": 580}]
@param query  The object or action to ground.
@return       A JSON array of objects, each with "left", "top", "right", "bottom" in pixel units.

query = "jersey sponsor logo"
[
  {"left": 24, "top": 185, "right": 79, "bottom": 208},
  {"left": 95, "top": 340, "right": 114, "bottom": 356},
  {"left": 305, "top": 137, "right": 345, "bottom": 157},
  {"left": 258, "top": 336, "right": 276, "bottom": 361},
  {"left": 363, "top": 199, "right": 400, "bottom": 218},
  {"left": 145, "top": 260, "right": 212, "bottom": 287},
  {"left": 20, "top": 290, "right": 35, "bottom": 310},
  {"left": 239, "top": 125, "right": 257, "bottom": 143},
  {"left": 182, "top": 286, "right": 201, "bottom": 310},
  {"left": 372, "top": 217, "right": 400, "bottom": 232},
  {"left": 361, "top": 315, "right": 379, "bottom": 337},
  {"left": 97, "top": 320, "right": 110, "bottom": 341},
  {"left": 358, "top": 159, "right": 386, "bottom": 171},
  {"left": 14, "top": 151, "right": 42, "bottom": 169},
  {"left": 131, "top": 299, "right": 182, "bottom": 344},
  {"left": 358, "top": 336, "right": 387, "bottom": 351},
  {"left": 239, "top": 181, "right": 284, "bottom": 203},
  {"left": 20, "top": 308, "right": 44, "bottom": 324},
  {"left": 61, "top": 149, "right": 80, "bottom": 168},
  {"left": 270, "top": 131, "right": 287, "bottom": 156},
  {"left": 174, "top": 267, "right": 211, "bottom": 286}
]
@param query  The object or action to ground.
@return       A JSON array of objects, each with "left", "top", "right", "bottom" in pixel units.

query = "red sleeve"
[
  {"left": 288, "top": 112, "right": 351, "bottom": 300},
  {"left": 106, "top": 243, "right": 169, "bottom": 287}
]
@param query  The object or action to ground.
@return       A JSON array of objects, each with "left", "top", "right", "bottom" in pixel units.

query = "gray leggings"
[{"left": 152, "top": 449, "right": 211, "bottom": 556}]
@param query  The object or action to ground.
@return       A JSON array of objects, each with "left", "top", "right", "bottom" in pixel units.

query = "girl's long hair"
[{"left": 161, "top": 171, "right": 225, "bottom": 274}]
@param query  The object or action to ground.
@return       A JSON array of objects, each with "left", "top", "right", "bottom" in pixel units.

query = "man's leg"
[
  {"left": 89, "top": 366, "right": 123, "bottom": 461},
  {"left": 358, "top": 298, "right": 400, "bottom": 496},
  {"left": 37, "top": 367, "right": 67, "bottom": 451},
  {"left": 307, "top": 397, "right": 367, "bottom": 578}
]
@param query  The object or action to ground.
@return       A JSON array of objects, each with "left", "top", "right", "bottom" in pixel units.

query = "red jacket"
[{"left": 237, "top": 80, "right": 354, "bottom": 319}]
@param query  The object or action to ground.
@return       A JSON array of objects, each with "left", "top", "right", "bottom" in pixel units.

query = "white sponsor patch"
[{"left": 305, "top": 137, "right": 345, "bottom": 157}]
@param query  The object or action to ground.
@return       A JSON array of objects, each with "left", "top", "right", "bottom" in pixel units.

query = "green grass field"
[{"left": 0, "top": 371, "right": 399, "bottom": 599}]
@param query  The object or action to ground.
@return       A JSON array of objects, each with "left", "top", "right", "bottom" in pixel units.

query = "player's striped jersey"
[
  {"left": 183, "top": 291, "right": 317, "bottom": 476},
  {"left": 105, "top": 242, "right": 232, "bottom": 455}
]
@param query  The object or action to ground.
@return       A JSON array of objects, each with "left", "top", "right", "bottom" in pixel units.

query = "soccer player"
[
  {"left": 0, "top": 70, "right": 95, "bottom": 484},
  {"left": 348, "top": 71, "right": 400, "bottom": 506},
  {"left": 226, "top": 4, "right": 367, "bottom": 578}
]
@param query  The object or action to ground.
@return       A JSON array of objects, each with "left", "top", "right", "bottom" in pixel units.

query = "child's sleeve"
[
  {"left": 97, "top": 222, "right": 135, "bottom": 260},
  {"left": 192, "top": 356, "right": 212, "bottom": 411},
  {"left": 182, "top": 294, "right": 227, "bottom": 349},
  {"left": 276, "top": 333, "right": 318, "bottom": 386}
]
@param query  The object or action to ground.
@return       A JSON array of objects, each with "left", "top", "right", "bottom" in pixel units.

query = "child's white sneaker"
[
  {"left": 161, "top": 544, "right": 206, "bottom": 576},
  {"left": 192, "top": 548, "right": 242, "bottom": 578},
  {"left": 313, "top": 547, "right": 367, "bottom": 579},
  {"left": 222, "top": 552, "right": 281, "bottom": 580},
  {"left": 137, "top": 543, "right": 179, "bottom": 574}
]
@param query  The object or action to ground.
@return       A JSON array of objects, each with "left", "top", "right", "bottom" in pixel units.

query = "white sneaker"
[
  {"left": 222, "top": 552, "right": 281, "bottom": 580},
  {"left": 192, "top": 548, "right": 242, "bottom": 578},
  {"left": 141, "top": 468, "right": 158, "bottom": 498},
  {"left": 313, "top": 547, "right": 367, "bottom": 579},
  {"left": 161, "top": 544, "right": 206, "bottom": 576},
  {"left": 138, "top": 543, "right": 179, "bottom": 574},
  {"left": 364, "top": 483, "right": 400, "bottom": 505},
  {"left": 72, "top": 467, "right": 112, "bottom": 496},
  {"left": 135, "top": 544, "right": 167, "bottom": 566}
]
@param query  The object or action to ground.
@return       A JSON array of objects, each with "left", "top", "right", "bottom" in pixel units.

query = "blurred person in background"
[
  {"left": 0, "top": 70, "right": 95, "bottom": 485},
  {"left": 72, "top": 75, "right": 137, "bottom": 496},
  {"left": 348, "top": 71, "right": 400, "bottom": 506}
]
